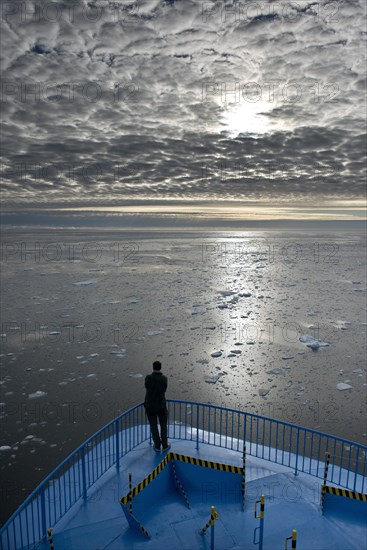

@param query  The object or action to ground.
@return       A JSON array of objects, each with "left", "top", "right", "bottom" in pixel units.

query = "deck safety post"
[
  {"left": 321, "top": 452, "right": 330, "bottom": 513},
  {"left": 285, "top": 529, "right": 297, "bottom": 549},
  {"left": 200, "top": 505, "right": 218, "bottom": 550},
  {"left": 115, "top": 418, "right": 120, "bottom": 470},
  {"left": 81, "top": 446, "right": 87, "bottom": 501},
  {"left": 254, "top": 494, "right": 265, "bottom": 550},
  {"left": 128, "top": 473, "right": 133, "bottom": 514},
  {"left": 47, "top": 528, "right": 54, "bottom": 550},
  {"left": 242, "top": 443, "right": 246, "bottom": 510}
]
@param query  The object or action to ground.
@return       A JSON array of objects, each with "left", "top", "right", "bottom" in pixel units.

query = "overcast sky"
[{"left": 1, "top": 0, "right": 366, "bottom": 217}]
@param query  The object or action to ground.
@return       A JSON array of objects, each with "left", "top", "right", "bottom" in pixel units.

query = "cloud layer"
[{"left": 1, "top": 0, "right": 366, "bottom": 208}]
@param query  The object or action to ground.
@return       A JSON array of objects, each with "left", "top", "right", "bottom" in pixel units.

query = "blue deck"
[
  {"left": 1, "top": 401, "right": 366, "bottom": 550},
  {"left": 36, "top": 436, "right": 366, "bottom": 550}
]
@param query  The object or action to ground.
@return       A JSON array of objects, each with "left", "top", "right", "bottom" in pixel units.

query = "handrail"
[
  {"left": 1, "top": 402, "right": 143, "bottom": 531},
  {"left": 169, "top": 400, "right": 367, "bottom": 450},
  {"left": 1, "top": 400, "right": 366, "bottom": 550}
]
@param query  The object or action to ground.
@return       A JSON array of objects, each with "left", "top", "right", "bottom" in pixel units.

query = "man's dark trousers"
[{"left": 147, "top": 408, "right": 168, "bottom": 449}]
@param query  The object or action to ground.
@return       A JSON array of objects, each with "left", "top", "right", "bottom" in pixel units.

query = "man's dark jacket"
[{"left": 144, "top": 371, "right": 167, "bottom": 414}]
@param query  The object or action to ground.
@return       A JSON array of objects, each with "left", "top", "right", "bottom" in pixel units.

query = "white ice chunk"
[
  {"left": 28, "top": 390, "right": 47, "bottom": 399},
  {"left": 73, "top": 280, "right": 97, "bottom": 286},
  {"left": 205, "top": 375, "right": 221, "bottom": 384},
  {"left": 299, "top": 335, "right": 329, "bottom": 349},
  {"left": 336, "top": 382, "right": 353, "bottom": 391}
]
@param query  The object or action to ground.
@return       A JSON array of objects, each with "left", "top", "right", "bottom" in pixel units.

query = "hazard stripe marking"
[
  {"left": 323, "top": 485, "right": 367, "bottom": 501},
  {"left": 120, "top": 451, "right": 243, "bottom": 504}
]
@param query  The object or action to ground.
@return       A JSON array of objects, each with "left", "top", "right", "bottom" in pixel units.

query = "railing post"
[
  {"left": 294, "top": 429, "right": 300, "bottom": 476},
  {"left": 196, "top": 405, "right": 200, "bottom": 450},
  {"left": 81, "top": 446, "right": 87, "bottom": 501},
  {"left": 115, "top": 418, "right": 120, "bottom": 471},
  {"left": 242, "top": 443, "right": 246, "bottom": 511},
  {"left": 40, "top": 485, "right": 47, "bottom": 539}
]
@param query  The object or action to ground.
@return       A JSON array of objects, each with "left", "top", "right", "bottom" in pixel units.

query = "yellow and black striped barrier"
[
  {"left": 47, "top": 528, "right": 54, "bottom": 550},
  {"left": 322, "top": 485, "right": 367, "bottom": 502},
  {"left": 321, "top": 480, "right": 367, "bottom": 513},
  {"left": 120, "top": 451, "right": 242, "bottom": 505},
  {"left": 120, "top": 472, "right": 150, "bottom": 539},
  {"left": 120, "top": 453, "right": 171, "bottom": 505},
  {"left": 170, "top": 452, "right": 243, "bottom": 474},
  {"left": 284, "top": 529, "right": 297, "bottom": 549},
  {"left": 321, "top": 452, "right": 330, "bottom": 512},
  {"left": 120, "top": 450, "right": 244, "bottom": 538},
  {"left": 253, "top": 495, "right": 265, "bottom": 549},
  {"left": 171, "top": 460, "right": 191, "bottom": 508},
  {"left": 120, "top": 505, "right": 151, "bottom": 539}
]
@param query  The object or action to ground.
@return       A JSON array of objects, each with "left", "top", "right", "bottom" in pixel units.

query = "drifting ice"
[
  {"left": 336, "top": 382, "right": 353, "bottom": 391},
  {"left": 299, "top": 335, "right": 329, "bottom": 349},
  {"left": 28, "top": 390, "right": 47, "bottom": 399}
]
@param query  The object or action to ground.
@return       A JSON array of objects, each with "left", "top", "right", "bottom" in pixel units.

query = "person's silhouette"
[{"left": 144, "top": 361, "right": 170, "bottom": 452}]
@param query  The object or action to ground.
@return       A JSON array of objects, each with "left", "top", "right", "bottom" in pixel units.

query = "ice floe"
[
  {"left": 204, "top": 374, "right": 222, "bottom": 384},
  {"left": 336, "top": 382, "right": 353, "bottom": 391},
  {"left": 28, "top": 390, "right": 47, "bottom": 399},
  {"left": 73, "top": 280, "right": 97, "bottom": 286},
  {"left": 299, "top": 335, "right": 329, "bottom": 349}
]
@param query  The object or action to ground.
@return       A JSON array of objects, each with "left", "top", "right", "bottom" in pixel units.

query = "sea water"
[{"left": 0, "top": 227, "right": 366, "bottom": 523}]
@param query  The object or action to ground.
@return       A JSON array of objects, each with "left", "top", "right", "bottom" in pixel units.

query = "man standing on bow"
[{"left": 144, "top": 360, "right": 170, "bottom": 452}]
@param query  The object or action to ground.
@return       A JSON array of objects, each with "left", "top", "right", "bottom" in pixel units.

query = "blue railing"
[{"left": 1, "top": 400, "right": 366, "bottom": 549}]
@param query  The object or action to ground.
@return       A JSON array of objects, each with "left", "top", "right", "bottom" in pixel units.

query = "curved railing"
[{"left": 1, "top": 400, "right": 366, "bottom": 549}]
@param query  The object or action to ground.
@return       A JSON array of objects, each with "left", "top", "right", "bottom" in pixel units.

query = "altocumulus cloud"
[{"left": 0, "top": 0, "right": 366, "bottom": 209}]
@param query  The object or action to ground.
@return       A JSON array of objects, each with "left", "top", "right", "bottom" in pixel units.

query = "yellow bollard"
[{"left": 285, "top": 529, "right": 297, "bottom": 549}]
